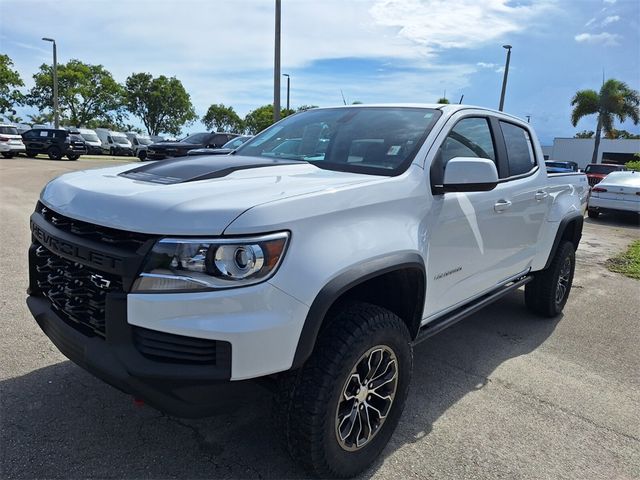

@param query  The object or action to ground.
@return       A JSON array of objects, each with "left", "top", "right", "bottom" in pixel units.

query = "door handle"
[
  {"left": 494, "top": 200, "right": 512, "bottom": 213},
  {"left": 535, "top": 190, "right": 548, "bottom": 201}
]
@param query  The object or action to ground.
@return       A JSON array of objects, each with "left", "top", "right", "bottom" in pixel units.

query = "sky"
[{"left": 1, "top": 0, "right": 639, "bottom": 144}]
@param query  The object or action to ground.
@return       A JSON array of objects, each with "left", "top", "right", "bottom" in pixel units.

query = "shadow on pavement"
[{"left": 1, "top": 291, "right": 558, "bottom": 479}]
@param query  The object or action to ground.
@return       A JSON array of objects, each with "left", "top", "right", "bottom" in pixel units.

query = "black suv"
[
  {"left": 22, "top": 129, "right": 88, "bottom": 160},
  {"left": 146, "top": 132, "right": 239, "bottom": 160}
]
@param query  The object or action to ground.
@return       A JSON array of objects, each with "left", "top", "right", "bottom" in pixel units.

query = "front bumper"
[
  {"left": 27, "top": 294, "right": 270, "bottom": 417},
  {"left": 86, "top": 144, "right": 103, "bottom": 154}
]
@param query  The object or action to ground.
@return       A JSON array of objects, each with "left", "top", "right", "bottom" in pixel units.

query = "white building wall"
[{"left": 550, "top": 138, "right": 640, "bottom": 169}]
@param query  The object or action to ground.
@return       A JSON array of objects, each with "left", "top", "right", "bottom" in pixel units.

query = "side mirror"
[{"left": 443, "top": 157, "right": 499, "bottom": 192}]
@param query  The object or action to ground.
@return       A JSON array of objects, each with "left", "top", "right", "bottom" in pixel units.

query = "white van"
[
  {"left": 125, "top": 132, "right": 153, "bottom": 160},
  {"left": 95, "top": 128, "right": 133, "bottom": 156},
  {"left": 77, "top": 128, "right": 103, "bottom": 155}
]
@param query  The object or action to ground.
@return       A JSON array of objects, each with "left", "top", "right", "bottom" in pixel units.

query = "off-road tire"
[
  {"left": 525, "top": 241, "right": 576, "bottom": 317},
  {"left": 47, "top": 146, "right": 62, "bottom": 160},
  {"left": 587, "top": 208, "right": 599, "bottom": 219},
  {"left": 283, "top": 302, "right": 412, "bottom": 478}
]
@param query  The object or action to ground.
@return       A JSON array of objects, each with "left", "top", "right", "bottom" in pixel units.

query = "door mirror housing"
[{"left": 443, "top": 157, "right": 499, "bottom": 192}]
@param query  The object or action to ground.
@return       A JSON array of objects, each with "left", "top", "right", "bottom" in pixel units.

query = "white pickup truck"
[{"left": 27, "top": 104, "right": 588, "bottom": 477}]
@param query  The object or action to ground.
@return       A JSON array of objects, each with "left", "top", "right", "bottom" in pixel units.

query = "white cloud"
[
  {"left": 585, "top": 17, "right": 596, "bottom": 27},
  {"left": 602, "top": 15, "right": 620, "bottom": 25},
  {"left": 574, "top": 32, "right": 621, "bottom": 46},
  {"left": 603, "top": 0, "right": 616, "bottom": 4},
  {"left": 370, "top": 0, "right": 554, "bottom": 53},
  {"left": 477, "top": 62, "right": 498, "bottom": 69}
]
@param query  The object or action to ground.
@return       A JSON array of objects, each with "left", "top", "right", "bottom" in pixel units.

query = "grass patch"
[{"left": 606, "top": 240, "right": 640, "bottom": 280}]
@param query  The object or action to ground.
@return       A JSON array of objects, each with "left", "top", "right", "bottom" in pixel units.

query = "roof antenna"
[
  {"left": 458, "top": 94, "right": 464, "bottom": 104},
  {"left": 340, "top": 90, "right": 347, "bottom": 105}
]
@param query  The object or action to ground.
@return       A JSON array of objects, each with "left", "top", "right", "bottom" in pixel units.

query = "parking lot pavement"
[{"left": 1, "top": 157, "right": 639, "bottom": 479}]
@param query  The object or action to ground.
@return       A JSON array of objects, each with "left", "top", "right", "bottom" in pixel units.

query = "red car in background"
[{"left": 584, "top": 163, "right": 626, "bottom": 187}]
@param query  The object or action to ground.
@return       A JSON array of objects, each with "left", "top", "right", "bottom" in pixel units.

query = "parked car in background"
[
  {"left": 95, "top": 129, "right": 133, "bottom": 156},
  {"left": 186, "top": 135, "right": 253, "bottom": 156},
  {"left": 584, "top": 163, "right": 626, "bottom": 187},
  {"left": 545, "top": 160, "right": 579, "bottom": 173},
  {"left": 22, "top": 128, "right": 87, "bottom": 160},
  {"left": 587, "top": 171, "right": 640, "bottom": 218},
  {"left": 78, "top": 128, "right": 103, "bottom": 154},
  {"left": 125, "top": 132, "right": 154, "bottom": 160},
  {"left": 15, "top": 124, "right": 31, "bottom": 135},
  {"left": 0, "top": 124, "right": 26, "bottom": 158},
  {"left": 150, "top": 135, "right": 166, "bottom": 143},
  {"left": 147, "top": 132, "right": 239, "bottom": 160}
]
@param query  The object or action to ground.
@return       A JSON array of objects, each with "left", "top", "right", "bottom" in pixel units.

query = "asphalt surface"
[{"left": 1, "top": 156, "right": 639, "bottom": 479}]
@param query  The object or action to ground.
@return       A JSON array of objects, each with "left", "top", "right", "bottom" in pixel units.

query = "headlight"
[{"left": 132, "top": 232, "right": 290, "bottom": 292}]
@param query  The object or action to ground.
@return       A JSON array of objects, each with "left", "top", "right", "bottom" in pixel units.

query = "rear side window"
[{"left": 500, "top": 121, "right": 536, "bottom": 176}]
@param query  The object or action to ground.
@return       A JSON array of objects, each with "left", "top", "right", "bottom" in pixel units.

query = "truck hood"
[{"left": 40, "top": 155, "right": 377, "bottom": 235}]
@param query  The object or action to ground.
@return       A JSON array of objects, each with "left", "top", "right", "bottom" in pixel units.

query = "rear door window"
[{"left": 500, "top": 121, "right": 536, "bottom": 176}]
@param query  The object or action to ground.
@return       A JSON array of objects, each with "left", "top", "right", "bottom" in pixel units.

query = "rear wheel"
[
  {"left": 2, "top": 152, "right": 14, "bottom": 159},
  {"left": 25, "top": 150, "right": 37, "bottom": 158},
  {"left": 47, "top": 146, "right": 62, "bottom": 160},
  {"left": 283, "top": 302, "right": 412, "bottom": 478},
  {"left": 525, "top": 241, "right": 576, "bottom": 317},
  {"left": 587, "top": 208, "right": 600, "bottom": 219}
]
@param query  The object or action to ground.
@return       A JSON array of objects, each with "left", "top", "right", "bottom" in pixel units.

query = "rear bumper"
[
  {"left": 27, "top": 295, "right": 269, "bottom": 417},
  {"left": 588, "top": 197, "right": 640, "bottom": 213}
]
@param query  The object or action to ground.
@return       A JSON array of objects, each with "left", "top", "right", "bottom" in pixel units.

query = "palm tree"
[
  {"left": 3, "top": 113, "right": 23, "bottom": 124},
  {"left": 571, "top": 79, "right": 639, "bottom": 164},
  {"left": 27, "top": 112, "right": 54, "bottom": 125}
]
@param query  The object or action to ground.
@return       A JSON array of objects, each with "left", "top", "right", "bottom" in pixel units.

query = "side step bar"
[{"left": 413, "top": 275, "right": 533, "bottom": 346}]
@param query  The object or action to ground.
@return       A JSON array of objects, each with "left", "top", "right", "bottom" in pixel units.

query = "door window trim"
[{"left": 495, "top": 119, "right": 539, "bottom": 181}]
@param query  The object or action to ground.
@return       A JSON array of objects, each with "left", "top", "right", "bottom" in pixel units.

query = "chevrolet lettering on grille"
[{"left": 31, "top": 221, "right": 122, "bottom": 271}]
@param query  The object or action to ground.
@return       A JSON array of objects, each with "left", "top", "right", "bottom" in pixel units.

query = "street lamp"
[
  {"left": 42, "top": 37, "right": 59, "bottom": 129},
  {"left": 273, "top": 0, "right": 281, "bottom": 122},
  {"left": 498, "top": 44, "right": 512, "bottom": 112},
  {"left": 282, "top": 73, "right": 290, "bottom": 112}
]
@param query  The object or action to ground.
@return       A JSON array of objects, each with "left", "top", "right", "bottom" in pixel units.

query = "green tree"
[
  {"left": 437, "top": 97, "right": 450, "bottom": 104},
  {"left": 606, "top": 129, "right": 640, "bottom": 139},
  {"left": 27, "top": 112, "right": 54, "bottom": 125},
  {"left": 296, "top": 105, "right": 318, "bottom": 112},
  {"left": 124, "top": 73, "right": 197, "bottom": 136},
  {"left": 243, "top": 105, "right": 293, "bottom": 134},
  {"left": 574, "top": 130, "right": 594, "bottom": 138},
  {"left": 27, "top": 59, "right": 124, "bottom": 127},
  {"left": 202, "top": 103, "right": 243, "bottom": 132},
  {"left": 0, "top": 54, "right": 24, "bottom": 115},
  {"left": 571, "top": 79, "right": 640, "bottom": 163},
  {"left": 3, "top": 113, "right": 23, "bottom": 124}
]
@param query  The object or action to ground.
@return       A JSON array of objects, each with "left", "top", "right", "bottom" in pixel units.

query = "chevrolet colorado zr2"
[{"left": 27, "top": 104, "right": 588, "bottom": 477}]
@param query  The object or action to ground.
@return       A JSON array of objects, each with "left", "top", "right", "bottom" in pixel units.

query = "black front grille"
[
  {"left": 133, "top": 326, "right": 231, "bottom": 365},
  {"left": 33, "top": 243, "right": 122, "bottom": 337},
  {"left": 36, "top": 202, "right": 152, "bottom": 252}
]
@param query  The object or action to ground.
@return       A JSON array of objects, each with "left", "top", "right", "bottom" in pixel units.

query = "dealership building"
[{"left": 541, "top": 138, "right": 640, "bottom": 169}]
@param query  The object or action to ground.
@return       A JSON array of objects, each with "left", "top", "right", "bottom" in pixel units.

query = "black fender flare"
[
  {"left": 543, "top": 213, "right": 584, "bottom": 270},
  {"left": 290, "top": 252, "right": 425, "bottom": 369}
]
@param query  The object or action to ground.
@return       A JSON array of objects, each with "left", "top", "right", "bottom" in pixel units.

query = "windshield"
[
  {"left": 81, "top": 133, "right": 100, "bottom": 142},
  {"left": 182, "top": 133, "right": 209, "bottom": 144},
  {"left": 137, "top": 136, "right": 153, "bottom": 145},
  {"left": 546, "top": 162, "right": 570, "bottom": 168},
  {"left": 222, "top": 136, "right": 251, "bottom": 149},
  {"left": 584, "top": 164, "right": 623, "bottom": 174},
  {"left": 0, "top": 126, "right": 19, "bottom": 135},
  {"left": 235, "top": 107, "right": 440, "bottom": 176},
  {"left": 113, "top": 136, "right": 129, "bottom": 145}
]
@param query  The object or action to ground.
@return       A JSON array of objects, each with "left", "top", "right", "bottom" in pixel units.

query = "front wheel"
[
  {"left": 284, "top": 302, "right": 412, "bottom": 478},
  {"left": 67, "top": 154, "right": 79, "bottom": 161},
  {"left": 2, "top": 152, "right": 14, "bottom": 159},
  {"left": 525, "top": 241, "right": 576, "bottom": 317},
  {"left": 587, "top": 208, "right": 600, "bottom": 219},
  {"left": 138, "top": 150, "right": 147, "bottom": 161}
]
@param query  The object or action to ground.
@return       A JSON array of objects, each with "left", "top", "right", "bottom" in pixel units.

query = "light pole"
[
  {"left": 273, "top": 0, "right": 281, "bottom": 122},
  {"left": 498, "top": 44, "right": 512, "bottom": 112},
  {"left": 282, "top": 74, "right": 290, "bottom": 112},
  {"left": 42, "top": 37, "right": 59, "bottom": 129}
]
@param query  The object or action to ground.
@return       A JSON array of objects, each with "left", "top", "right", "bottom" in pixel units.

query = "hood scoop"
[{"left": 119, "top": 155, "right": 305, "bottom": 185}]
